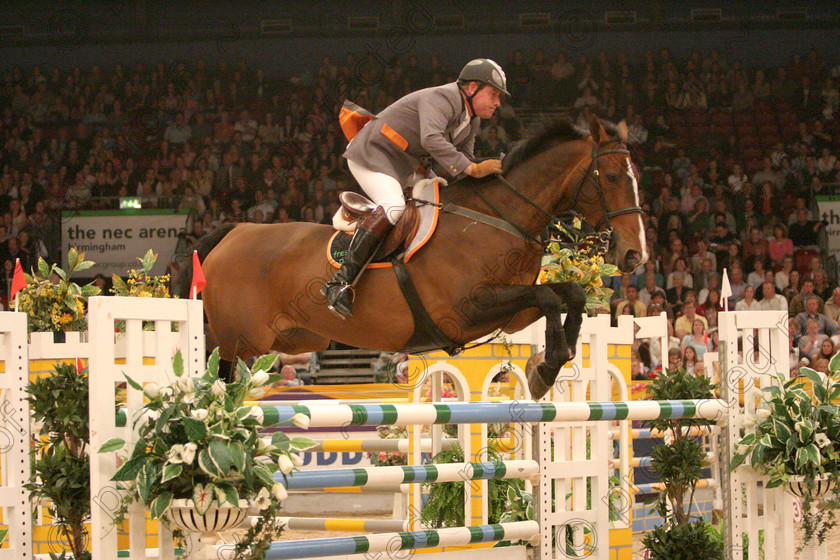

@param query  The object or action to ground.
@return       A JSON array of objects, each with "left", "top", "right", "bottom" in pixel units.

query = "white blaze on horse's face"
[{"left": 623, "top": 157, "right": 648, "bottom": 264}]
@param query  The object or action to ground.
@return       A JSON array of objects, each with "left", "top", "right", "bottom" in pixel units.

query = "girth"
[{"left": 391, "top": 258, "right": 463, "bottom": 356}]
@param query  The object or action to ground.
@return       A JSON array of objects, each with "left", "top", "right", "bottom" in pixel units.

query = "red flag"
[
  {"left": 76, "top": 357, "right": 84, "bottom": 374},
  {"left": 190, "top": 251, "right": 206, "bottom": 298},
  {"left": 10, "top": 258, "right": 26, "bottom": 300}
]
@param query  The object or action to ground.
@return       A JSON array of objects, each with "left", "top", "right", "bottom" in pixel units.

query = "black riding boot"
[{"left": 323, "top": 206, "right": 393, "bottom": 318}]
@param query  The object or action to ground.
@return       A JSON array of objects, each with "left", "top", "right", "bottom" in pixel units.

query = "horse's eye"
[{"left": 605, "top": 173, "right": 619, "bottom": 183}]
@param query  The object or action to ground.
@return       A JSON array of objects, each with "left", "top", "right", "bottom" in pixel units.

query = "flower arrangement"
[
  {"left": 111, "top": 249, "right": 172, "bottom": 298},
  {"left": 98, "top": 349, "right": 315, "bottom": 558},
  {"left": 731, "top": 362, "right": 840, "bottom": 548},
  {"left": 16, "top": 249, "right": 100, "bottom": 333},
  {"left": 538, "top": 216, "right": 618, "bottom": 313}
]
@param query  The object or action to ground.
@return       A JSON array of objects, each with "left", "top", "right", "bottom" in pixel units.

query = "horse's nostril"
[{"left": 624, "top": 250, "right": 640, "bottom": 270}]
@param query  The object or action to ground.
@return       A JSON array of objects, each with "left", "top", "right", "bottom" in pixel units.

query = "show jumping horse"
[{"left": 178, "top": 116, "right": 647, "bottom": 399}]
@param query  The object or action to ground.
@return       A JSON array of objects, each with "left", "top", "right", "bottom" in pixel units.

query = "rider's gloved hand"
[{"left": 466, "top": 159, "right": 502, "bottom": 178}]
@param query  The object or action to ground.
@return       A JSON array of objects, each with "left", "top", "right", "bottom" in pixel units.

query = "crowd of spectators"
[{"left": 2, "top": 45, "right": 840, "bottom": 364}]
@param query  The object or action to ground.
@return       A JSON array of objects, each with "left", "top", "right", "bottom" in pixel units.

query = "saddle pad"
[{"left": 326, "top": 180, "right": 440, "bottom": 269}]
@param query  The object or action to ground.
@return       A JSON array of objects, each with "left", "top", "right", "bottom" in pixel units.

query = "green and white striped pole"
[
  {"left": 263, "top": 521, "right": 540, "bottom": 559},
  {"left": 277, "top": 460, "right": 539, "bottom": 489},
  {"left": 261, "top": 399, "right": 727, "bottom": 428}
]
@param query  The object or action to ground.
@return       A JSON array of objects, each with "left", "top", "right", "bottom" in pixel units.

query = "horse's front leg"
[{"left": 462, "top": 281, "right": 586, "bottom": 399}]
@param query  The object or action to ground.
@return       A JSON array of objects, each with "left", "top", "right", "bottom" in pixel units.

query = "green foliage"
[
  {"left": 648, "top": 437, "right": 706, "bottom": 524},
  {"left": 540, "top": 217, "right": 618, "bottom": 313},
  {"left": 641, "top": 367, "right": 717, "bottom": 555},
  {"left": 731, "top": 365, "right": 840, "bottom": 548},
  {"left": 98, "top": 349, "right": 315, "bottom": 558},
  {"left": 641, "top": 519, "right": 723, "bottom": 560},
  {"left": 706, "top": 517, "right": 764, "bottom": 560},
  {"left": 643, "top": 366, "right": 717, "bottom": 435},
  {"left": 16, "top": 250, "right": 100, "bottom": 333},
  {"left": 111, "top": 249, "right": 173, "bottom": 299},
  {"left": 732, "top": 367, "right": 840, "bottom": 484},
  {"left": 25, "top": 362, "right": 92, "bottom": 560},
  {"left": 420, "top": 443, "right": 523, "bottom": 528}
]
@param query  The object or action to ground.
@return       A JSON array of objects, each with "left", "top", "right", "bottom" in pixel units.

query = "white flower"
[
  {"left": 181, "top": 442, "right": 198, "bottom": 465},
  {"left": 290, "top": 453, "right": 303, "bottom": 467},
  {"left": 212, "top": 380, "right": 227, "bottom": 397},
  {"left": 278, "top": 454, "right": 294, "bottom": 474},
  {"left": 144, "top": 382, "right": 161, "bottom": 399},
  {"left": 743, "top": 415, "right": 757, "bottom": 428},
  {"left": 191, "top": 408, "right": 208, "bottom": 421},
  {"left": 249, "top": 407, "right": 265, "bottom": 425},
  {"left": 815, "top": 433, "right": 832, "bottom": 449},
  {"left": 292, "top": 413, "right": 310, "bottom": 429},
  {"left": 251, "top": 369, "right": 270, "bottom": 387},
  {"left": 755, "top": 409, "right": 771, "bottom": 420},
  {"left": 176, "top": 375, "right": 194, "bottom": 394},
  {"left": 254, "top": 487, "right": 271, "bottom": 510},
  {"left": 248, "top": 387, "right": 266, "bottom": 399},
  {"left": 272, "top": 483, "right": 288, "bottom": 501},
  {"left": 167, "top": 444, "right": 185, "bottom": 464}
]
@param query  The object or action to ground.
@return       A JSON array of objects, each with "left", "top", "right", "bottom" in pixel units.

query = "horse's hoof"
[{"left": 528, "top": 371, "right": 551, "bottom": 400}]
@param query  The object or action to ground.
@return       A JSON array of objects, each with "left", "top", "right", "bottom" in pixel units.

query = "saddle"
[{"left": 333, "top": 190, "right": 420, "bottom": 258}]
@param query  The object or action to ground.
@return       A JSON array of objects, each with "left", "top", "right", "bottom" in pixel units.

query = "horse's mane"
[{"left": 502, "top": 117, "right": 620, "bottom": 173}]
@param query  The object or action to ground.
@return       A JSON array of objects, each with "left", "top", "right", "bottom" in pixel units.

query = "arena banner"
[
  {"left": 816, "top": 196, "right": 840, "bottom": 262},
  {"left": 61, "top": 210, "right": 188, "bottom": 277},
  {"left": 298, "top": 430, "right": 375, "bottom": 470}
]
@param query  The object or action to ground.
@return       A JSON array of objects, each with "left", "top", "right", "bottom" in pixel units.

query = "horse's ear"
[
  {"left": 589, "top": 115, "right": 602, "bottom": 143},
  {"left": 616, "top": 120, "right": 629, "bottom": 143}
]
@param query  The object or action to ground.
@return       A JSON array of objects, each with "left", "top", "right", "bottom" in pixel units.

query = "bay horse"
[{"left": 178, "top": 116, "right": 647, "bottom": 399}]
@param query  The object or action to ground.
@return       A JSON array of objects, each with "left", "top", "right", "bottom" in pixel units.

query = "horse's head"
[{"left": 573, "top": 115, "right": 648, "bottom": 273}]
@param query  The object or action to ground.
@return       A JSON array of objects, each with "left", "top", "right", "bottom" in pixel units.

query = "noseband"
[{"left": 570, "top": 138, "right": 645, "bottom": 232}]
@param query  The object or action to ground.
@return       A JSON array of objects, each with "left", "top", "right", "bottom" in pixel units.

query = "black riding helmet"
[{"left": 457, "top": 58, "right": 509, "bottom": 113}]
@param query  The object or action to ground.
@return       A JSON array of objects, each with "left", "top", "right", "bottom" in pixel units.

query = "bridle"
[
  {"left": 465, "top": 135, "right": 645, "bottom": 246},
  {"left": 569, "top": 137, "right": 645, "bottom": 231}
]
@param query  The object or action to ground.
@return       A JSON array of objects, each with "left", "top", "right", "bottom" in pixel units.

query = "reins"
[{"left": 413, "top": 135, "right": 644, "bottom": 247}]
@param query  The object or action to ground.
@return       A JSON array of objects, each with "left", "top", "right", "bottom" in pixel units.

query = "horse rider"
[{"left": 323, "top": 58, "right": 509, "bottom": 318}]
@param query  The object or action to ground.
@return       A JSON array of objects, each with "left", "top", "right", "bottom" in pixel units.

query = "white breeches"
[{"left": 347, "top": 160, "right": 405, "bottom": 225}]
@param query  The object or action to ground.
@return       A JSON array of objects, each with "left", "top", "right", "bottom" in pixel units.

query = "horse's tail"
[{"left": 173, "top": 223, "right": 237, "bottom": 299}]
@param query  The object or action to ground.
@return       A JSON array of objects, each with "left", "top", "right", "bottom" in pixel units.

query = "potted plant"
[
  {"left": 732, "top": 362, "right": 840, "bottom": 551},
  {"left": 25, "top": 361, "right": 91, "bottom": 560},
  {"left": 98, "top": 349, "right": 315, "bottom": 559},
  {"left": 16, "top": 249, "right": 100, "bottom": 338},
  {"left": 640, "top": 367, "right": 722, "bottom": 559}
]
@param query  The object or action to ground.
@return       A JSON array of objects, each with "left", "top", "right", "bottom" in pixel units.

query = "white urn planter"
[
  {"left": 168, "top": 499, "right": 252, "bottom": 559},
  {"left": 785, "top": 474, "right": 835, "bottom": 498},
  {"left": 786, "top": 475, "right": 835, "bottom": 560}
]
